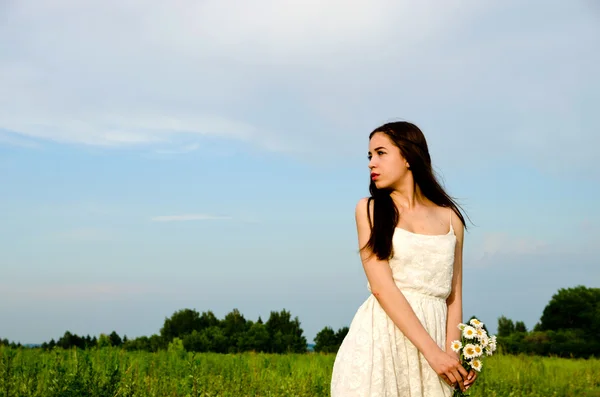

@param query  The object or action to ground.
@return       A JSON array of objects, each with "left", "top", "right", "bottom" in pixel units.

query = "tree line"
[
  {"left": 2, "top": 308, "right": 309, "bottom": 354},
  {"left": 1, "top": 285, "right": 597, "bottom": 358},
  {"left": 494, "top": 285, "right": 599, "bottom": 358}
]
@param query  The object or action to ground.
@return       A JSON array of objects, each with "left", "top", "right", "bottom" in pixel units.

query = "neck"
[{"left": 390, "top": 182, "right": 425, "bottom": 210}]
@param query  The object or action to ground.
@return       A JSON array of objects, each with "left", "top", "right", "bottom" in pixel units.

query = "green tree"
[
  {"left": 314, "top": 326, "right": 349, "bottom": 353},
  {"left": 237, "top": 321, "right": 270, "bottom": 352},
  {"left": 314, "top": 327, "right": 337, "bottom": 353},
  {"left": 57, "top": 331, "right": 85, "bottom": 349},
  {"left": 497, "top": 315, "right": 515, "bottom": 337},
  {"left": 539, "top": 285, "right": 600, "bottom": 333},
  {"left": 149, "top": 334, "right": 165, "bottom": 352},
  {"left": 123, "top": 336, "right": 148, "bottom": 351},
  {"left": 265, "top": 309, "right": 307, "bottom": 353},
  {"left": 109, "top": 331, "right": 122, "bottom": 347},
  {"left": 515, "top": 321, "right": 527, "bottom": 333},
  {"left": 182, "top": 330, "right": 208, "bottom": 352},
  {"left": 199, "top": 311, "right": 220, "bottom": 329},
  {"left": 221, "top": 308, "right": 248, "bottom": 353},
  {"left": 160, "top": 308, "right": 203, "bottom": 342},
  {"left": 335, "top": 326, "right": 349, "bottom": 345},
  {"left": 204, "top": 326, "right": 229, "bottom": 353}
]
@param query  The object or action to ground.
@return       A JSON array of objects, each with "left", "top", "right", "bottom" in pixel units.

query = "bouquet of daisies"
[{"left": 450, "top": 318, "right": 497, "bottom": 396}]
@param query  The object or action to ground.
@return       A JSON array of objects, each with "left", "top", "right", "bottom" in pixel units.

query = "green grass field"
[{"left": 1, "top": 345, "right": 599, "bottom": 396}]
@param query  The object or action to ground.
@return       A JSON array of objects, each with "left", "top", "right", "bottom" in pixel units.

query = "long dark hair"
[{"left": 363, "top": 121, "right": 468, "bottom": 260}]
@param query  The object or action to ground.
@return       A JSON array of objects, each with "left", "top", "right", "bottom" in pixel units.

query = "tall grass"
[{"left": 1, "top": 345, "right": 598, "bottom": 396}]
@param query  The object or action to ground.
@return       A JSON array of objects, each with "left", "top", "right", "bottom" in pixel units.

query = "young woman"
[{"left": 330, "top": 121, "right": 478, "bottom": 396}]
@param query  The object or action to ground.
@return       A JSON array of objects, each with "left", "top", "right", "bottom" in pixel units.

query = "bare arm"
[
  {"left": 445, "top": 209, "right": 479, "bottom": 389},
  {"left": 445, "top": 209, "right": 464, "bottom": 357},
  {"left": 355, "top": 198, "right": 441, "bottom": 359}
]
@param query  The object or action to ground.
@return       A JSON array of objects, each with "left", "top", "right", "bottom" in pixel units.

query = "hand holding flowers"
[{"left": 450, "top": 318, "right": 497, "bottom": 396}]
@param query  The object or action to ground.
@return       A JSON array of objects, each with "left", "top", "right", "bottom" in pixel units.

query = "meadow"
[{"left": 1, "top": 345, "right": 599, "bottom": 397}]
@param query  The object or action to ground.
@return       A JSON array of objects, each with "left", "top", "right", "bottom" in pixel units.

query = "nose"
[{"left": 369, "top": 157, "right": 377, "bottom": 169}]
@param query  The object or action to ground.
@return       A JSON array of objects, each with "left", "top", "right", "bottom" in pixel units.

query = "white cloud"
[
  {"left": 0, "top": 0, "right": 598, "bottom": 173},
  {"left": 0, "top": 130, "right": 41, "bottom": 149},
  {"left": 466, "top": 228, "right": 599, "bottom": 268},
  {"left": 469, "top": 232, "right": 550, "bottom": 263},
  {"left": 151, "top": 214, "right": 232, "bottom": 222}
]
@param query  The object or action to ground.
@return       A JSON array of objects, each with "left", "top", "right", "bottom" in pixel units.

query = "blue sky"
[{"left": 1, "top": 0, "right": 599, "bottom": 345}]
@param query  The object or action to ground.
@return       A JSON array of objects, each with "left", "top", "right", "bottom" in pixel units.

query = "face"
[{"left": 368, "top": 132, "right": 410, "bottom": 189}]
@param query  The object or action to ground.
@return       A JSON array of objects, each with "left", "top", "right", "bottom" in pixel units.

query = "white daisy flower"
[
  {"left": 485, "top": 345, "right": 493, "bottom": 356},
  {"left": 489, "top": 341, "right": 497, "bottom": 352},
  {"left": 463, "top": 343, "right": 477, "bottom": 359},
  {"left": 473, "top": 344, "right": 484, "bottom": 357},
  {"left": 457, "top": 323, "right": 467, "bottom": 331},
  {"left": 475, "top": 328, "right": 488, "bottom": 340},
  {"left": 450, "top": 340, "right": 462, "bottom": 353},
  {"left": 471, "top": 358, "right": 482, "bottom": 372},
  {"left": 463, "top": 326, "right": 477, "bottom": 339},
  {"left": 480, "top": 336, "right": 489, "bottom": 348},
  {"left": 469, "top": 318, "right": 484, "bottom": 329}
]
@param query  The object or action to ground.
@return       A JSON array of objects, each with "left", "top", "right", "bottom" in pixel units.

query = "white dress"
[{"left": 330, "top": 221, "right": 456, "bottom": 397}]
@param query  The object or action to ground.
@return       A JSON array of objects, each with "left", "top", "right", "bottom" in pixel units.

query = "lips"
[{"left": 371, "top": 173, "right": 379, "bottom": 180}]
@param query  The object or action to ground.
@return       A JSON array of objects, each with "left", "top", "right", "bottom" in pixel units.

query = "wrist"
[
  {"left": 444, "top": 340, "right": 458, "bottom": 356},
  {"left": 422, "top": 341, "right": 443, "bottom": 361},
  {"left": 447, "top": 349, "right": 459, "bottom": 360}
]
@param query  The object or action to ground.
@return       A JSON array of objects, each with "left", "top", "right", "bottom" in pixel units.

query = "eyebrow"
[{"left": 368, "top": 146, "right": 386, "bottom": 154}]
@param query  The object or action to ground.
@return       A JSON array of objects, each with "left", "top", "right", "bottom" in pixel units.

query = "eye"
[{"left": 377, "top": 151, "right": 385, "bottom": 155}]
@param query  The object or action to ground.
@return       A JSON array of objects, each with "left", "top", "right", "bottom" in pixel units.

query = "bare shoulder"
[
  {"left": 449, "top": 207, "right": 464, "bottom": 241},
  {"left": 355, "top": 197, "right": 370, "bottom": 212},
  {"left": 354, "top": 198, "right": 375, "bottom": 253},
  {"left": 355, "top": 197, "right": 374, "bottom": 221}
]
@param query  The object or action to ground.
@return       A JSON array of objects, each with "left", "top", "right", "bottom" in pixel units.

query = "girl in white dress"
[{"left": 330, "top": 121, "right": 478, "bottom": 396}]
